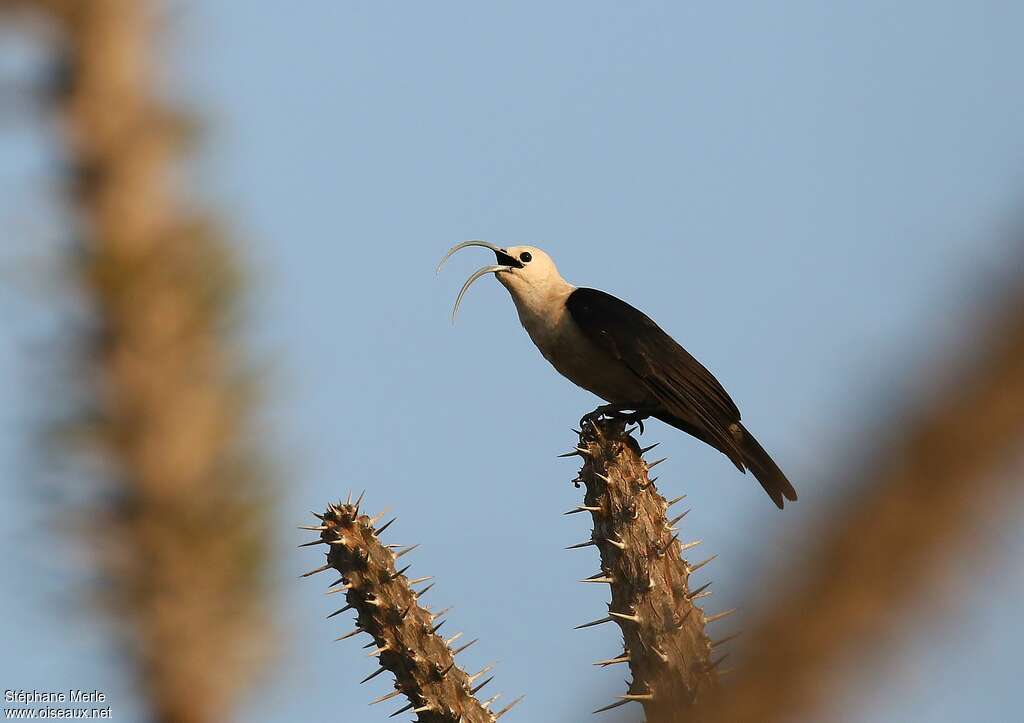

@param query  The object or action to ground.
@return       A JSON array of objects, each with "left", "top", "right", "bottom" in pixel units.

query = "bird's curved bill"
[
  {"left": 436, "top": 240, "right": 504, "bottom": 273},
  {"left": 449, "top": 264, "right": 509, "bottom": 323},
  {"left": 437, "top": 240, "right": 520, "bottom": 324}
]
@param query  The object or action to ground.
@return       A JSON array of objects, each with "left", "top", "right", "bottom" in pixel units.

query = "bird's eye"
[{"left": 519, "top": 252, "right": 532, "bottom": 263}]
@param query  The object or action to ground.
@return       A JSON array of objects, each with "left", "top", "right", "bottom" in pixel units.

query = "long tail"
[
  {"left": 734, "top": 422, "right": 797, "bottom": 509},
  {"left": 653, "top": 413, "right": 797, "bottom": 509}
]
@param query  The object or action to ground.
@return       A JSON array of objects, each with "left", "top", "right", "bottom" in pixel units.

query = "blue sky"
[{"left": 2, "top": 2, "right": 1023, "bottom": 721}]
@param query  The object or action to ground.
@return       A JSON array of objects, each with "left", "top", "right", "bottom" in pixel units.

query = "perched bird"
[{"left": 438, "top": 241, "right": 797, "bottom": 509}]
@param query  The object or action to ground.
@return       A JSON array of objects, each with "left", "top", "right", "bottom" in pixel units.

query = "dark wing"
[{"left": 566, "top": 287, "right": 743, "bottom": 459}]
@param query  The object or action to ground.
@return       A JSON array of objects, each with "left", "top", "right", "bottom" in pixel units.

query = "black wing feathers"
[
  {"left": 566, "top": 287, "right": 741, "bottom": 450},
  {"left": 566, "top": 287, "right": 797, "bottom": 508}
]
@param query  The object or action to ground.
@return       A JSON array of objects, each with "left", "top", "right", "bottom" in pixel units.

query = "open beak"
[
  {"left": 436, "top": 240, "right": 523, "bottom": 273},
  {"left": 437, "top": 240, "right": 522, "bottom": 323}
]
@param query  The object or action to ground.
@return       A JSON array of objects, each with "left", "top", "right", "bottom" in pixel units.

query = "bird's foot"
[
  {"left": 579, "top": 404, "right": 624, "bottom": 428},
  {"left": 620, "top": 409, "right": 653, "bottom": 435},
  {"left": 580, "top": 405, "right": 654, "bottom": 435}
]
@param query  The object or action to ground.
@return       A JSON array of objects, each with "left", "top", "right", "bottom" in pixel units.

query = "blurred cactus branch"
[
  {"left": 303, "top": 497, "right": 523, "bottom": 722},
  {"left": 568, "top": 420, "right": 729, "bottom": 720},
  {"left": 8, "top": 1, "right": 277, "bottom": 722},
  {"left": 699, "top": 269, "right": 1024, "bottom": 722}
]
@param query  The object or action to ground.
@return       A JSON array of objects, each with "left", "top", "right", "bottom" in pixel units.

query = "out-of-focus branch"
[
  {"left": 12, "top": 2, "right": 276, "bottom": 721},
  {"left": 568, "top": 419, "right": 733, "bottom": 721},
  {"left": 303, "top": 497, "right": 523, "bottom": 722},
  {"left": 0, "top": 0, "right": 63, "bottom": 15},
  {"left": 699, "top": 273, "right": 1024, "bottom": 723}
]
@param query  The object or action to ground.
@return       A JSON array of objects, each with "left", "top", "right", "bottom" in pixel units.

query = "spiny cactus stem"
[
  {"left": 571, "top": 419, "right": 724, "bottom": 721},
  {"left": 306, "top": 500, "right": 517, "bottom": 723}
]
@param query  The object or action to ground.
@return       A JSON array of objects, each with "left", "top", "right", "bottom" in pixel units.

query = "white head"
[{"left": 437, "top": 241, "right": 573, "bottom": 322}]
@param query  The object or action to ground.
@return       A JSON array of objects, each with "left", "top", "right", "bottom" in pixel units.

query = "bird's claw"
[
  {"left": 579, "top": 404, "right": 619, "bottom": 429},
  {"left": 579, "top": 405, "right": 651, "bottom": 434}
]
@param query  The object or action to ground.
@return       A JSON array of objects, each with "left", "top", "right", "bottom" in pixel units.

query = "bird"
[{"left": 437, "top": 240, "right": 797, "bottom": 509}]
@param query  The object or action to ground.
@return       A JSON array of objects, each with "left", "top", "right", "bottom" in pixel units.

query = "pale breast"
[{"left": 516, "top": 302, "right": 649, "bottom": 406}]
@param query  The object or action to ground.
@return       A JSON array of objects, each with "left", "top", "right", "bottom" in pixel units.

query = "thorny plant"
[
  {"left": 303, "top": 418, "right": 733, "bottom": 722},
  {"left": 301, "top": 494, "right": 523, "bottom": 723},
  {"left": 562, "top": 418, "right": 733, "bottom": 721}
]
